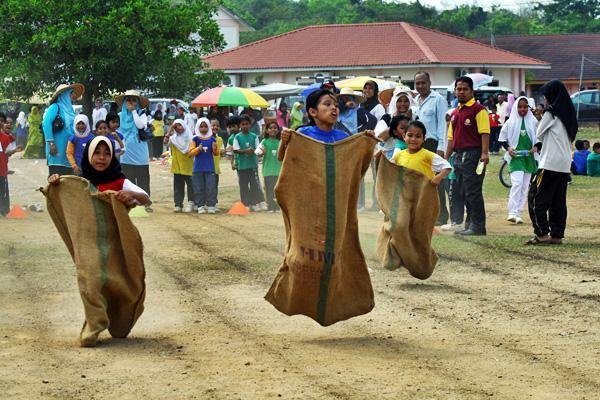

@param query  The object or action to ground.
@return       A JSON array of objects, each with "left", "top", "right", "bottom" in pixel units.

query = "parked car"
[
  {"left": 148, "top": 98, "right": 189, "bottom": 114},
  {"left": 571, "top": 89, "right": 600, "bottom": 122},
  {"left": 473, "top": 86, "right": 513, "bottom": 105}
]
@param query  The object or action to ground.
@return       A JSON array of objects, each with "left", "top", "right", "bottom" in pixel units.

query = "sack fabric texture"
[
  {"left": 41, "top": 176, "right": 146, "bottom": 346},
  {"left": 265, "top": 131, "right": 376, "bottom": 326},
  {"left": 375, "top": 154, "right": 439, "bottom": 280}
]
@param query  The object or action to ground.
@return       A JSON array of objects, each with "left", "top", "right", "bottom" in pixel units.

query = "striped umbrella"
[{"left": 191, "top": 86, "right": 269, "bottom": 108}]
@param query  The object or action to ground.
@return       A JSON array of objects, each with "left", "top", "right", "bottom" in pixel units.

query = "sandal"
[{"left": 525, "top": 236, "right": 551, "bottom": 245}]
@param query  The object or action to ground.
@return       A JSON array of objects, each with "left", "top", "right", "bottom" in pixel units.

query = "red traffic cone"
[
  {"left": 6, "top": 205, "right": 27, "bottom": 219},
  {"left": 227, "top": 201, "right": 249, "bottom": 215}
]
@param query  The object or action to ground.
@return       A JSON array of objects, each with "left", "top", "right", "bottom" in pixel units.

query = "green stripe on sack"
[
  {"left": 389, "top": 167, "right": 405, "bottom": 232},
  {"left": 317, "top": 145, "right": 336, "bottom": 324},
  {"left": 91, "top": 197, "right": 109, "bottom": 286}
]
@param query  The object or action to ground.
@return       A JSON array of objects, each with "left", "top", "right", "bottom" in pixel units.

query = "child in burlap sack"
[
  {"left": 267, "top": 89, "right": 379, "bottom": 326},
  {"left": 46, "top": 136, "right": 149, "bottom": 347}
]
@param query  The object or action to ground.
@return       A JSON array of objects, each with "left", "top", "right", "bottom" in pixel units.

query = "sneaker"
[
  {"left": 207, "top": 207, "right": 216, "bottom": 214},
  {"left": 441, "top": 223, "right": 460, "bottom": 231},
  {"left": 251, "top": 204, "right": 261, "bottom": 212},
  {"left": 193, "top": 205, "right": 198, "bottom": 212},
  {"left": 197, "top": 207, "right": 207, "bottom": 214},
  {"left": 259, "top": 202, "right": 268, "bottom": 211},
  {"left": 507, "top": 215, "right": 517, "bottom": 223},
  {"left": 515, "top": 216, "right": 524, "bottom": 224},
  {"left": 174, "top": 206, "right": 182, "bottom": 213},
  {"left": 183, "top": 201, "right": 194, "bottom": 213}
]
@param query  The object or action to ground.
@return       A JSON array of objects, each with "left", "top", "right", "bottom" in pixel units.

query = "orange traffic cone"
[
  {"left": 6, "top": 205, "right": 27, "bottom": 219},
  {"left": 227, "top": 201, "right": 249, "bottom": 216}
]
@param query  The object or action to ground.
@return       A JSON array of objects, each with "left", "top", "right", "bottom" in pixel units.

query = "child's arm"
[
  {"left": 278, "top": 129, "right": 292, "bottom": 161},
  {"left": 5, "top": 142, "right": 23, "bottom": 157},
  {"left": 212, "top": 141, "right": 218, "bottom": 156},
  {"left": 66, "top": 140, "right": 80, "bottom": 174},
  {"left": 117, "top": 180, "right": 151, "bottom": 206},
  {"left": 430, "top": 154, "right": 452, "bottom": 186},
  {"left": 188, "top": 139, "right": 200, "bottom": 157},
  {"left": 112, "top": 132, "right": 125, "bottom": 149}
]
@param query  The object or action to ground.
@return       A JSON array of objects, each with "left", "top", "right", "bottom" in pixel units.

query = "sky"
[{"left": 395, "top": 0, "right": 536, "bottom": 11}]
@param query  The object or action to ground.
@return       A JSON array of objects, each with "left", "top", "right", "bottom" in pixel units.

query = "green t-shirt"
[
  {"left": 234, "top": 132, "right": 259, "bottom": 170},
  {"left": 395, "top": 140, "right": 407, "bottom": 150},
  {"left": 509, "top": 119, "right": 537, "bottom": 174},
  {"left": 260, "top": 138, "right": 282, "bottom": 177},
  {"left": 587, "top": 152, "right": 600, "bottom": 177}
]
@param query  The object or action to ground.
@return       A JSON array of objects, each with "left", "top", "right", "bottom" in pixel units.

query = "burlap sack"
[
  {"left": 265, "top": 131, "right": 376, "bottom": 326},
  {"left": 375, "top": 154, "right": 439, "bottom": 280},
  {"left": 41, "top": 176, "right": 145, "bottom": 346}
]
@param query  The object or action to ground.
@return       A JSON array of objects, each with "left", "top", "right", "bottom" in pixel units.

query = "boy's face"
[
  {"left": 239, "top": 120, "right": 251, "bottom": 133},
  {"left": 108, "top": 119, "right": 119, "bottom": 131},
  {"left": 5, "top": 118, "right": 13, "bottom": 132},
  {"left": 396, "top": 120, "right": 409, "bottom": 139},
  {"left": 594, "top": 147, "right": 600, "bottom": 154},
  {"left": 309, "top": 94, "right": 338, "bottom": 126},
  {"left": 211, "top": 121, "right": 220, "bottom": 134},
  {"left": 96, "top": 123, "right": 109, "bottom": 136},
  {"left": 227, "top": 124, "right": 239, "bottom": 134},
  {"left": 405, "top": 126, "right": 424, "bottom": 152},
  {"left": 583, "top": 141, "right": 590, "bottom": 150}
]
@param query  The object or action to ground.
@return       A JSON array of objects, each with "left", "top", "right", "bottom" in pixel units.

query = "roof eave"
[{"left": 213, "top": 63, "right": 550, "bottom": 74}]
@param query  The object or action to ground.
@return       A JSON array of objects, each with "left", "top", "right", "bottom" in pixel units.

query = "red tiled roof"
[
  {"left": 478, "top": 34, "right": 600, "bottom": 81},
  {"left": 204, "top": 22, "right": 548, "bottom": 71}
]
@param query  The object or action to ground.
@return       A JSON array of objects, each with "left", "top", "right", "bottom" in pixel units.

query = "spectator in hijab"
[
  {"left": 361, "top": 80, "right": 385, "bottom": 121},
  {"left": 527, "top": 79, "right": 577, "bottom": 245}
]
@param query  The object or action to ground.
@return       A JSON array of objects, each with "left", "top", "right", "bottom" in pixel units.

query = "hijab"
[
  {"left": 505, "top": 93, "right": 515, "bottom": 119},
  {"left": 73, "top": 114, "right": 91, "bottom": 138},
  {"left": 81, "top": 136, "right": 126, "bottom": 186},
  {"left": 169, "top": 118, "right": 192, "bottom": 154},
  {"left": 500, "top": 96, "right": 538, "bottom": 148},
  {"left": 55, "top": 90, "right": 76, "bottom": 133},
  {"left": 388, "top": 91, "right": 415, "bottom": 116},
  {"left": 291, "top": 102, "right": 303, "bottom": 123},
  {"left": 16, "top": 112, "right": 27, "bottom": 128},
  {"left": 194, "top": 117, "right": 213, "bottom": 139},
  {"left": 540, "top": 79, "right": 578, "bottom": 142},
  {"left": 362, "top": 80, "right": 380, "bottom": 112},
  {"left": 119, "top": 101, "right": 139, "bottom": 140},
  {"left": 28, "top": 106, "right": 41, "bottom": 126}
]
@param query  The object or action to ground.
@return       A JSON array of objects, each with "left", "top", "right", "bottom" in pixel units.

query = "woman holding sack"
[{"left": 42, "top": 83, "right": 85, "bottom": 176}]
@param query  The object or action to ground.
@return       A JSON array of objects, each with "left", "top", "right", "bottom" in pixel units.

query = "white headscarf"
[
  {"left": 499, "top": 96, "right": 538, "bottom": 159},
  {"left": 194, "top": 117, "right": 213, "bottom": 140},
  {"left": 388, "top": 90, "right": 416, "bottom": 116},
  {"left": 73, "top": 114, "right": 91, "bottom": 138},
  {"left": 16, "top": 112, "right": 28, "bottom": 128},
  {"left": 169, "top": 118, "right": 192, "bottom": 154}
]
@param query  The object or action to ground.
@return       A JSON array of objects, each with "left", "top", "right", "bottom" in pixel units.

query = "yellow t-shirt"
[
  {"left": 391, "top": 148, "right": 435, "bottom": 179},
  {"left": 152, "top": 119, "right": 165, "bottom": 137},
  {"left": 170, "top": 145, "right": 193, "bottom": 176},
  {"left": 213, "top": 135, "right": 223, "bottom": 175}
]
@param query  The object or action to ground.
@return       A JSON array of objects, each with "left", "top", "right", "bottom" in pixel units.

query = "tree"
[{"left": 0, "top": 0, "right": 225, "bottom": 116}]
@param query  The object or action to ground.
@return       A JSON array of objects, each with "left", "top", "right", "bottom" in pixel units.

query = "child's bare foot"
[{"left": 48, "top": 174, "right": 61, "bottom": 185}]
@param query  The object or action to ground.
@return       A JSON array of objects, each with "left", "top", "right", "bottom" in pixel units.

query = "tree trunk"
[{"left": 82, "top": 84, "right": 95, "bottom": 123}]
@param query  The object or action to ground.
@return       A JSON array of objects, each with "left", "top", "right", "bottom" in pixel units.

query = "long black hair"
[{"left": 540, "top": 79, "right": 578, "bottom": 142}]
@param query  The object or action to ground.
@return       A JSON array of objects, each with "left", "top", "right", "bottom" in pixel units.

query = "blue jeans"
[{"left": 192, "top": 171, "right": 217, "bottom": 207}]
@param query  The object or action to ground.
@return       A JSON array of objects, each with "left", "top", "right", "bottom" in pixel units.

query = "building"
[
  {"left": 481, "top": 33, "right": 600, "bottom": 95},
  {"left": 212, "top": 6, "right": 254, "bottom": 51},
  {"left": 204, "top": 22, "right": 549, "bottom": 91}
]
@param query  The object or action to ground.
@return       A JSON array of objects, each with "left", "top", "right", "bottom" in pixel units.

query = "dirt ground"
[{"left": 1, "top": 154, "right": 599, "bottom": 400}]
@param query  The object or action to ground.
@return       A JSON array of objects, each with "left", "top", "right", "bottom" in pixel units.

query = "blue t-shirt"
[
  {"left": 68, "top": 134, "right": 93, "bottom": 167},
  {"left": 572, "top": 150, "right": 590, "bottom": 175},
  {"left": 192, "top": 136, "right": 216, "bottom": 173},
  {"left": 297, "top": 125, "right": 348, "bottom": 143}
]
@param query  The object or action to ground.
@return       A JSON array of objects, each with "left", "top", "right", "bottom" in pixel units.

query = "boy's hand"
[
  {"left": 281, "top": 129, "right": 292, "bottom": 145},
  {"left": 14, "top": 146, "right": 23, "bottom": 152},
  {"left": 48, "top": 174, "right": 61, "bottom": 185},
  {"left": 116, "top": 190, "right": 137, "bottom": 206},
  {"left": 364, "top": 130, "right": 383, "bottom": 142},
  {"left": 430, "top": 175, "right": 442, "bottom": 186},
  {"left": 508, "top": 147, "right": 516, "bottom": 157}
]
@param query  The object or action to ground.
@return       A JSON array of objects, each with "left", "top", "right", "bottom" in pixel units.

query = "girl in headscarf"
[
  {"left": 289, "top": 101, "right": 304, "bottom": 130},
  {"left": 66, "top": 114, "right": 94, "bottom": 175},
  {"left": 15, "top": 111, "right": 28, "bottom": 148},
  {"left": 526, "top": 80, "right": 577, "bottom": 245},
  {"left": 499, "top": 96, "right": 539, "bottom": 224},
  {"left": 188, "top": 117, "right": 219, "bottom": 214},
  {"left": 48, "top": 136, "right": 150, "bottom": 204},
  {"left": 361, "top": 80, "right": 385, "bottom": 121},
  {"left": 165, "top": 119, "right": 194, "bottom": 213},
  {"left": 22, "top": 106, "right": 44, "bottom": 159},
  {"left": 42, "top": 83, "right": 84, "bottom": 176},
  {"left": 276, "top": 102, "right": 289, "bottom": 128}
]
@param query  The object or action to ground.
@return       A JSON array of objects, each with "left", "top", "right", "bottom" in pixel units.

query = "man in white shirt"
[
  {"left": 91, "top": 99, "right": 107, "bottom": 131},
  {"left": 414, "top": 71, "right": 450, "bottom": 225}
]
